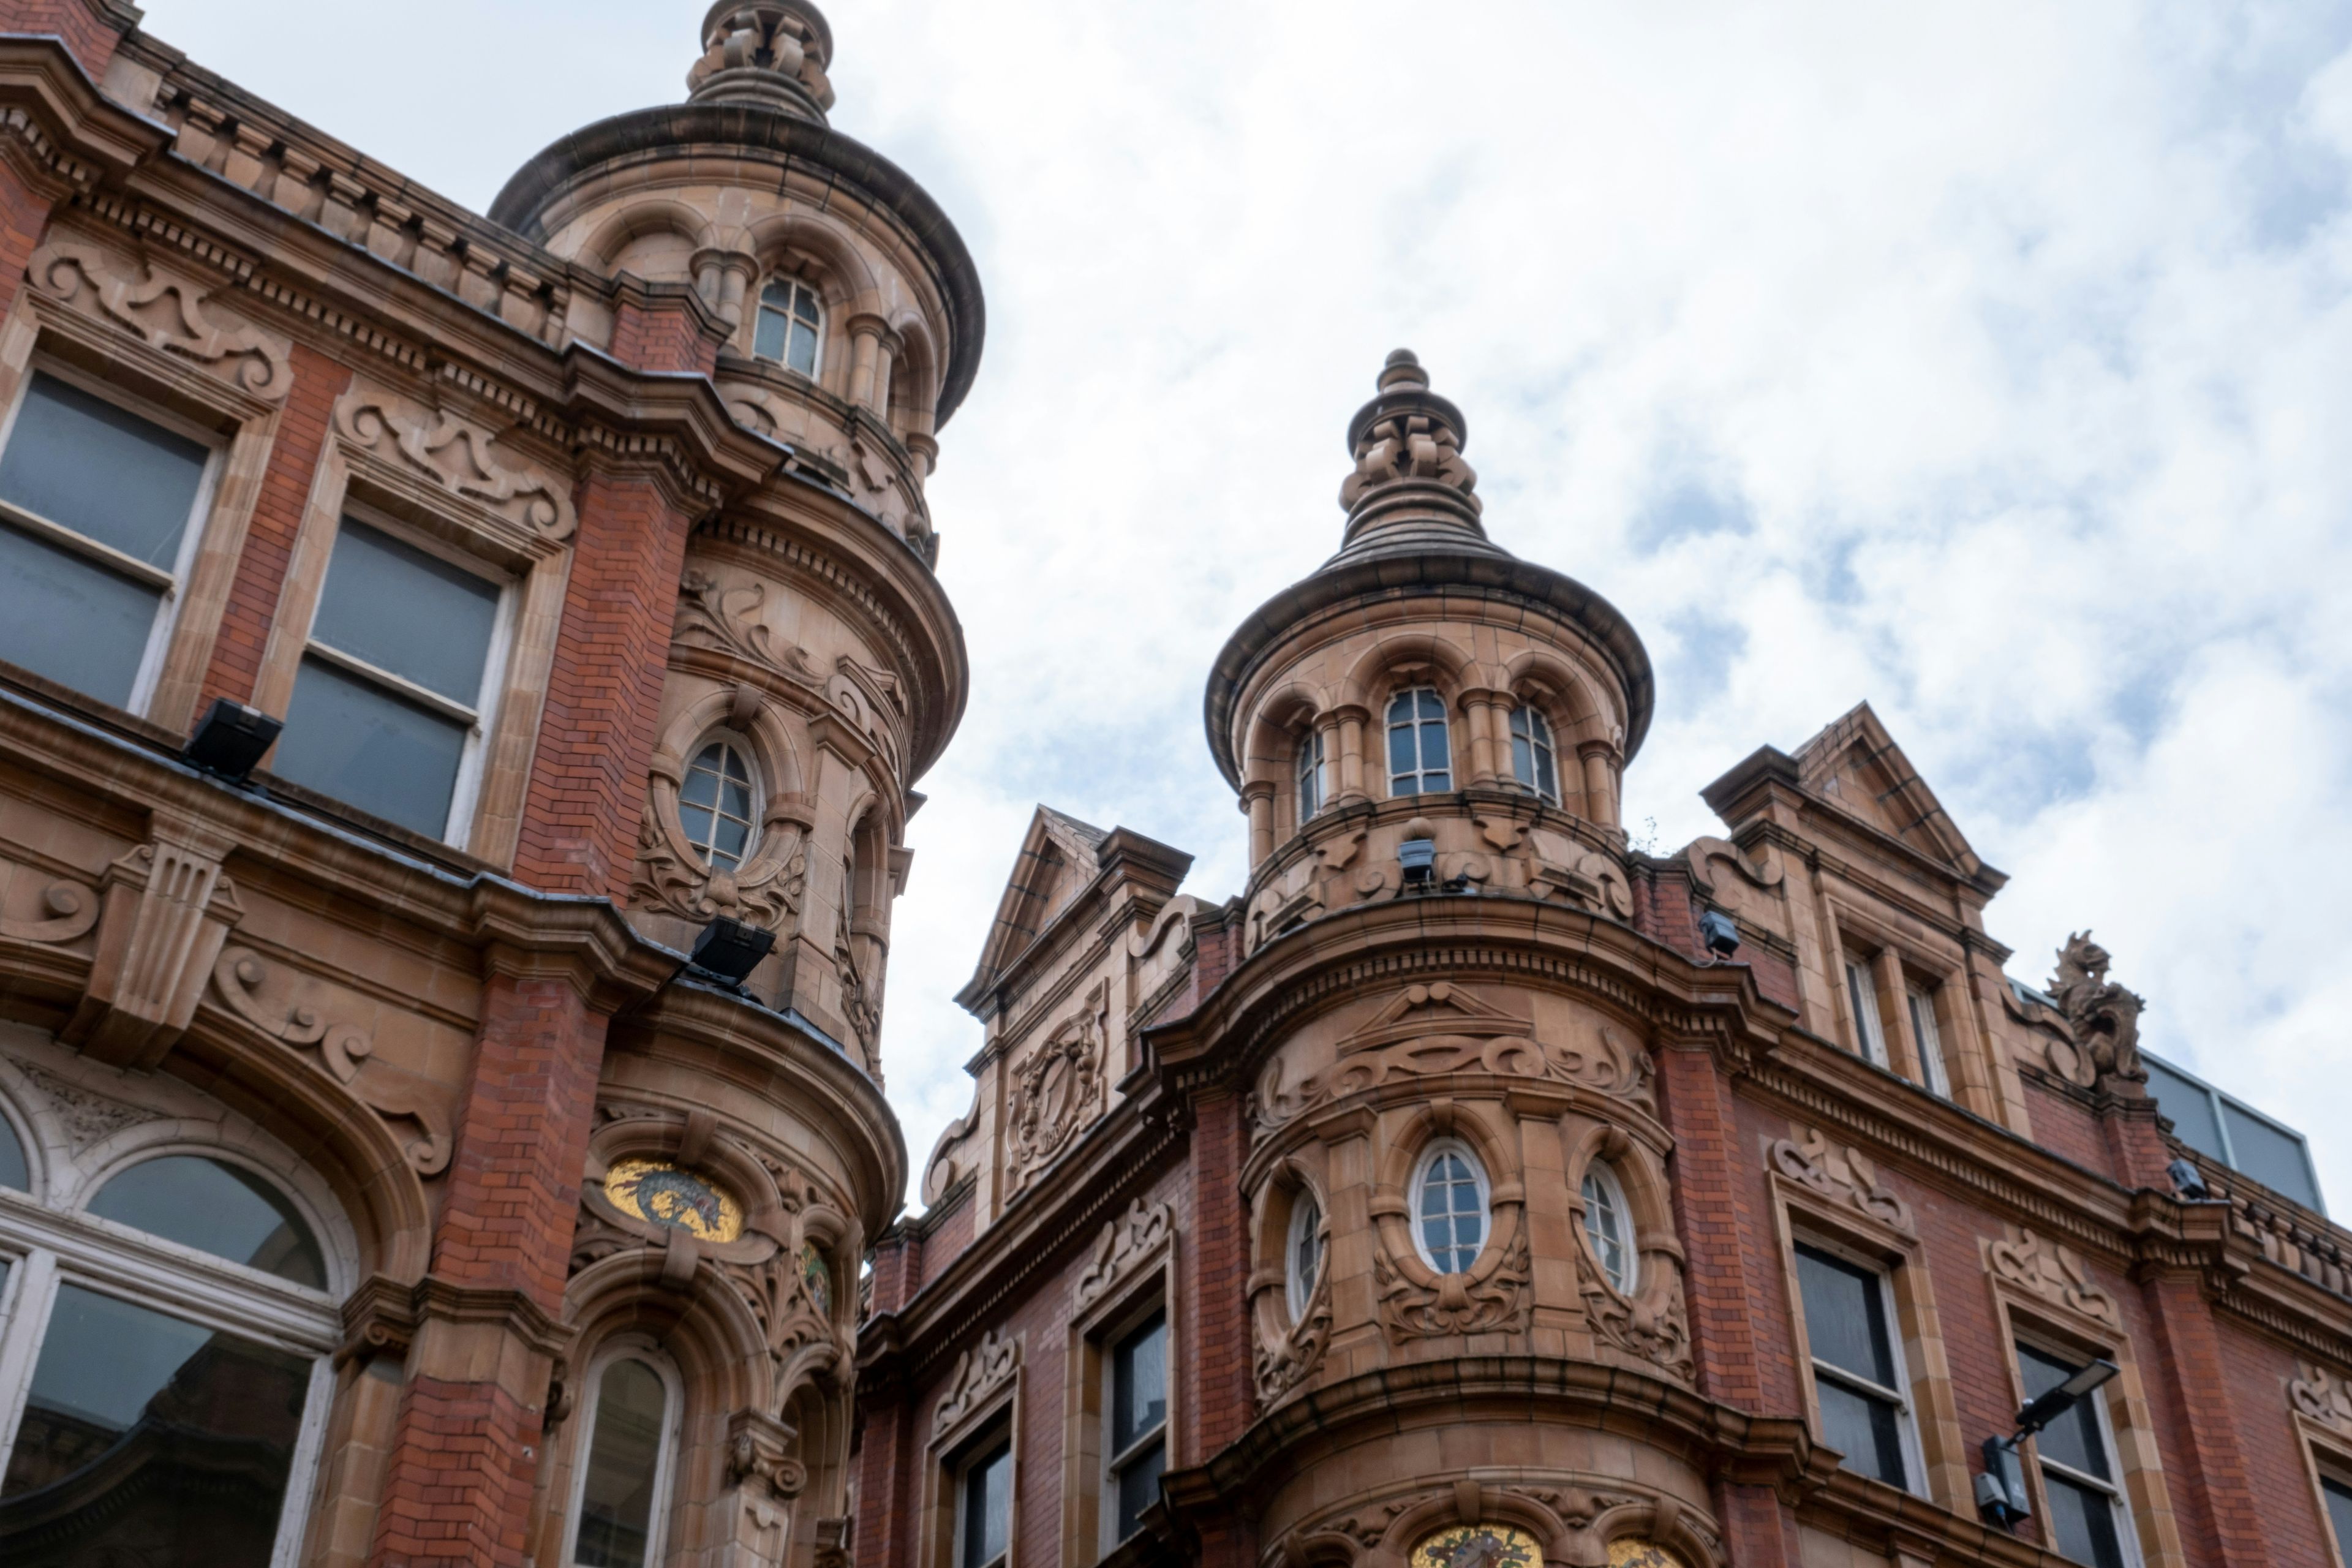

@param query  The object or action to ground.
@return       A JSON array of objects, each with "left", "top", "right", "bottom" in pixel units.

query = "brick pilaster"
[
  {"left": 1714, "top": 1482, "right": 1796, "bottom": 1568},
  {"left": 2, "top": 0, "right": 132, "bottom": 77},
  {"left": 2140, "top": 1270, "right": 2275, "bottom": 1566},
  {"left": 1184, "top": 1090, "right": 1252, "bottom": 1460},
  {"left": 852, "top": 1396, "right": 911, "bottom": 1568},
  {"left": 1653, "top": 1042, "right": 1768, "bottom": 1408}
]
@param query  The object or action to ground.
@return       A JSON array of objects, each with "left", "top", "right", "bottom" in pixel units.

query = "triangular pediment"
[
  {"left": 1791, "top": 703, "right": 1981, "bottom": 878},
  {"left": 1340, "top": 981, "right": 1531, "bottom": 1056},
  {"left": 956, "top": 806, "right": 1110, "bottom": 1012}
]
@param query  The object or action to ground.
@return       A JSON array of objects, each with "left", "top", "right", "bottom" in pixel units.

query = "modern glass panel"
[
  {"left": 0, "top": 1112, "right": 24, "bottom": 1190},
  {"left": 309, "top": 522, "right": 500, "bottom": 704},
  {"left": 1109, "top": 1311, "right": 1167, "bottom": 1541},
  {"left": 2144, "top": 1058, "right": 2225, "bottom": 1160},
  {"left": 0, "top": 522, "right": 167, "bottom": 706},
  {"left": 1510, "top": 706, "right": 1558, "bottom": 804},
  {"left": 2321, "top": 1477, "right": 2352, "bottom": 1565},
  {"left": 1416, "top": 1148, "right": 1485, "bottom": 1273},
  {"left": 278, "top": 657, "right": 470, "bottom": 835},
  {"left": 2222, "top": 1102, "right": 2321, "bottom": 1210},
  {"left": 1580, "top": 1166, "right": 1634, "bottom": 1293},
  {"left": 87, "top": 1155, "right": 326, "bottom": 1287},
  {"left": 574, "top": 1358, "right": 668, "bottom": 1568},
  {"left": 0, "top": 1284, "right": 311, "bottom": 1565},
  {"left": 0, "top": 374, "right": 207, "bottom": 566},
  {"left": 681, "top": 739, "right": 759, "bottom": 870},
  {"left": 1846, "top": 961, "right": 1887, "bottom": 1066},
  {"left": 960, "top": 1441, "right": 1011, "bottom": 1568},
  {"left": 1796, "top": 1243, "right": 1909, "bottom": 1488}
]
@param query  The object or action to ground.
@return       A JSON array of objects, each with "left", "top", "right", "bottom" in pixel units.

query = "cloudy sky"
[{"left": 153, "top": 0, "right": 2352, "bottom": 1208}]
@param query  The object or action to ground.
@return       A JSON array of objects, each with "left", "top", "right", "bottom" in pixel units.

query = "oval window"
[
  {"left": 680, "top": 736, "right": 760, "bottom": 871},
  {"left": 1411, "top": 1140, "right": 1488, "bottom": 1275},
  {"left": 1580, "top": 1161, "right": 1635, "bottom": 1294},
  {"left": 1286, "top": 1191, "right": 1323, "bottom": 1320},
  {"left": 87, "top": 1155, "right": 326, "bottom": 1287}
]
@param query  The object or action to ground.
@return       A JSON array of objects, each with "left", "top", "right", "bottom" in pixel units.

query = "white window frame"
[
  {"left": 1510, "top": 704, "right": 1560, "bottom": 805},
  {"left": 1099, "top": 1299, "right": 1169, "bottom": 1553},
  {"left": 1793, "top": 1237, "right": 1927, "bottom": 1498},
  {"left": 1578, "top": 1160, "right": 1637, "bottom": 1294},
  {"left": 0, "top": 359, "right": 225, "bottom": 716},
  {"left": 1845, "top": 959, "right": 1889, "bottom": 1068},
  {"left": 755, "top": 277, "right": 826, "bottom": 379},
  {"left": 1408, "top": 1138, "right": 1490, "bottom": 1276},
  {"left": 1907, "top": 984, "right": 1950, "bottom": 1098},
  {"left": 2016, "top": 1336, "right": 2141, "bottom": 1568},
  {"left": 293, "top": 503, "right": 518, "bottom": 844},
  {"left": 682, "top": 730, "right": 764, "bottom": 871},
  {"left": 952, "top": 1429, "right": 1014, "bottom": 1568},
  {"left": 560, "top": 1336, "right": 685, "bottom": 1568},
  {"left": 1385, "top": 687, "right": 1452, "bottom": 797},
  {"left": 1285, "top": 1189, "right": 1323, "bottom": 1322},
  {"left": 1295, "top": 725, "right": 1325, "bottom": 826}
]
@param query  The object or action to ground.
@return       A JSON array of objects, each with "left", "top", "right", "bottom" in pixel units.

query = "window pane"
[
  {"left": 277, "top": 655, "right": 469, "bottom": 837},
  {"left": 1581, "top": 1169, "right": 1632, "bottom": 1292},
  {"left": 2144, "top": 1059, "right": 2224, "bottom": 1161},
  {"left": 1795, "top": 1244, "right": 1897, "bottom": 1388},
  {"left": 1908, "top": 990, "right": 1948, "bottom": 1096},
  {"left": 576, "top": 1359, "right": 668, "bottom": 1568},
  {"left": 755, "top": 303, "right": 790, "bottom": 363},
  {"left": 311, "top": 522, "right": 499, "bottom": 706},
  {"left": 2042, "top": 1470, "right": 2128, "bottom": 1568},
  {"left": 1847, "top": 963, "right": 1884, "bottom": 1063},
  {"left": 1111, "top": 1313, "right": 1167, "bottom": 1454},
  {"left": 88, "top": 1155, "right": 326, "bottom": 1287},
  {"left": 0, "top": 520, "right": 165, "bottom": 706},
  {"left": 793, "top": 284, "right": 821, "bottom": 325},
  {"left": 0, "top": 374, "right": 206, "bottom": 567},
  {"left": 1388, "top": 720, "right": 1415, "bottom": 783},
  {"left": 0, "top": 1112, "right": 24, "bottom": 1189},
  {"left": 961, "top": 1443, "right": 1010, "bottom": 1568},
  {"left": 2018, "top": 1344, "right": 2112, "bottom": 1481},
  {"left": 0, "top": 1284, "right": 311, "bottom": 1566},
  {"left": 1815, "top": 1376, "right": 1907, "bottom": 1488},
  {"left": 1114, "top": 1438, "right": 1164, "bottom": 1542},
  {"left": 788, "top": 321, "right": 820, "bottom": 377},
  {"left": 2221, "top": 1102, "right": 2321, "bottom": 1210},
  {"left": 2323, "top": 1478, "right": 2352, "bottom": 1563}
]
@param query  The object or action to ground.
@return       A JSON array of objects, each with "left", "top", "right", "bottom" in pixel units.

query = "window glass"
[
  {"left": 0, "top": 1112, "right": 24, "bottom": 1190},
  {"left": 2221, "top": 1103, "right": 2321, "bottom": 1210},
  {"left": 2019, "top": 1345, "right": 2111, "bottom": 1482},
  {"left": 1109, "top": 1311, "right": 1168, "bottom": 1542},
  {"left": 0, "top": 374, "right": 208, "bottom": 567},
  {"left": 2321, "top": 1477, "right": 2352, "bottom": 1564},
  {"left": 680, "top": 739, "right": 759, "bottom": 870},
  {"left": 1795, "top": 1243, "right": 1909, "bottom": 1488},
  {"left": 0, "top": 1283, "right": 311, "bottom": 1562},
  {"left": 1415, "top": 1144, "right": 1486, "bottom": 1274},
  {"left": 1845, "top": 960, "right": 1887, "bottom": 1066},
  {"left": 278, "top": 659, "right": 470, "bottom": 835},
  {"left": 1295, "top": 726, "right": 1324, "bottom": 823},
  {"left": 1287, "top": 1194, "right": 1322, "bottom": 1321},
  {"left": 2144, "top": 1058, "right": 2224, "bottom": 1160},
  {"left": 1580, "top": 1165, "right": 1634, "bottom": 1293},
  {"left": 755, "top": 281, "right": 823, "bottom": 377},
  {"left": 575, "top": 1357, "right": 669, "bottom": 1568},
  {"left": 1907, "top": 988, "right": 1949, "bottom": 1097},
  {"left": 88, "top": 1155, "right": 326, "bottom": 1287},
  {"left": 2042, "top": 1470, "right": 2128, "bottom": 1568},
  {"left": 307, "top": 522, "right": 500, "bottom": 704},
  {"left": 0, "top": 524, "right": 168, "bottom": 706},
  {"left": 1386, "top": 688, "right": 1451, "bottom": 794},
  {"left": 2018, "top": 1343, "right": 2128, "bottom": 1568},
  {"left": 1510, "top": 706, "right": 1558, "bottom": 804},
  {"left": 960, "top": 1441, "right": 1012, "bottom": 1568}
]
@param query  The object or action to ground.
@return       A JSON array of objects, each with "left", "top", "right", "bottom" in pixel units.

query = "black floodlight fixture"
[
  {"left": 1399, "top": 838, "right": 1437, "bottom": 888},
  {"left": 689, "top": 916, "right": 775, "bottom": 989},
  {"left": 1699, "top": 909, "right": 1741, "bottom": 959},
  {"left": 1977, "top": 1357, "right": 2120, "bottom": 1528},
  {"left": 184, "top": 698, "right": 282, "bottom": 783},
  {"left": 2167, "top": 1156, "right": 2212, "bottom": 1200}
]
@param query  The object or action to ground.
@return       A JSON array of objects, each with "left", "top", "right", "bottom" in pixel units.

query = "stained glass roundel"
[
  {"left": 605, "top": 1158, "right": 744, "bottom": 1242},
  {"left": 1408, "top": 1525, "right": 1542, "bottom": 1568}
]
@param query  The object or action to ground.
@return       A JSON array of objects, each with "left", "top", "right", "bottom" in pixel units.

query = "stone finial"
[
  {"left": 688, "top": 0, "right": 837, "bottom": 122},
  {"left": 1338, "top": 348, "right": 1481, "bottom": 522},
  {"left": 2048, "top": 931, "right": 2147, "bottom": 1093}
]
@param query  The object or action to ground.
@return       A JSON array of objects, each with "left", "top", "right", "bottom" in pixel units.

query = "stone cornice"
[{"left": 0, "top": 34, "right": 170, "bottom": 198}]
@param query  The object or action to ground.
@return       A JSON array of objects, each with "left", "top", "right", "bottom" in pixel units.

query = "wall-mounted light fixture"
[
  {"left": 1698, "top": 909, "right": 1740, "bottom": 959},
  {"left": 183, "top": 698, "right": 282, "bottom": 783},
  {"left": 688, "top": 915, "right": 775, "bottom": 990},
  {"left": 1975, "top": 1357, "right": 2120, "bottom": 1528}
]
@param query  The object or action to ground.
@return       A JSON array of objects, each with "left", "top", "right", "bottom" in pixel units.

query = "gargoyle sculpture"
[{"left": 2049, "top": 932, "right": 2146, "bottom": 1092}]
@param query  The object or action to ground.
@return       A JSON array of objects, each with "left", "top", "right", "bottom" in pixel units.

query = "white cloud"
[{"left": 148, "top": 0, "right": 2352, "bottom": 1208}]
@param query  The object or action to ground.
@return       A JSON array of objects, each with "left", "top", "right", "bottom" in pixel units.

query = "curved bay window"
[
  {"left": 1387, "top": 688, "right": 1452, "bottom": 795},
  {"left": 1579, "top": 1161, "right": 1635, "bottom": 1294},
  {"left": 1286, "top": 1191, "right": 1323, "bottom": 1320},
  {"left": 565, "top": 1344, "right": 682, "bottom": 1568},
  {"left": 680, "top": 735, "right": 761, "bottom": 872},
  {"left": 0, "top": 1107, "right": 341, "bottom": 1568},
  {"left": 1294, "top": 725, "right": 1326, "bottom": 826},
  {"left": 755, "top": 279, "right": 825, "bottom": 378},
  {"left": 1510, "top": 704, "right": 1560, "bottom": 804},
  {"left": 1410, "top": 1140, "right": 1487, "bottom": 1275}
]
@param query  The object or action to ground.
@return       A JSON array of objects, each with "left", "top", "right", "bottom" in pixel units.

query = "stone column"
[
  {"left": 846, "top": 317, "right": 900, "bottom": 413},
  {"left": 1333, "top": 706, "right": 1368, "bottom": 802},
  {"left": 1578, "top": 742, "right": 1618, "bottom": 829},
  {"left": 1461, "top": 692, "right": 1499, "bottom": 785},
  {"left": 1313, "top": 713, "right": 1342, "bottom": 811},
  {"left": 1242, "top": 782, "right": 1275, "bottom": 865}
]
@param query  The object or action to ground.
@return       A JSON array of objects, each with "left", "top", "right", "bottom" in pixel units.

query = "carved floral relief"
[
  {"left": 1006, "top": 983, "right": 1108, "bottom": 1191},
  {"left": 333, "top": 382, "right": 576, "bottom": 538},
  {"left": 29, "top": 240, "right": 292, "bottom": 399},
  {"left": 1767, "top": 1126, "right": 1915, "bottom": 1237},
  {"left": 1074, "top": 1196, "right": 1173, "bottom": 1314},
  {"left": 1376, "top": 1228, "right": 1532, "bottom": 1340},
  {"left": 1986, "top": 1225, "right": 2120, "bottom": 1330},
  {"left": 932, "top": 1329, "right": 1019, "bottom": 1436}
]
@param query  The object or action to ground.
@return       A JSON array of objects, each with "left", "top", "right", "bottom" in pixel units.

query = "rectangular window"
[
  {"left": 2018, "top": 1343, "right": 2134, "bottom": 1568},
  {"left": 272, "top": 517, "right": 508, "bottom": 840},
  {"left": 958, "top": 1439, "right": 1012, "bottom": 1568},
  {"left": 2324, "top": 1476, "right": 2352, "bottom": 1566},
  {"left": 1794, "top": 1243, "right": 1918, "bottom": 1492},
  {"left": 1907, "top": 986, "right": 1950, "bottom": 1098},
  {"left": 0, "top": 371, "right": 216, "bottom": 710},
  {"left": 1845, "top": 960, "right": 1888, "bottom": 1067},
  {"left": 1105, "top": 1310, "right": 1167, "bottom": 1545}
]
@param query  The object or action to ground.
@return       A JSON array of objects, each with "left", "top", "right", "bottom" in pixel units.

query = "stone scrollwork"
[
  {"left": 674, "top": 570, "right": 826, "bottom": 684},
  {"left": 1006, "top": 984, "right": 1107, "bottom": 1190},
  {"left": 1986, "top": 1224, "right": 2120, "bottom": 1330},
  {"left": 630, "top": 801, "right": 807, "bottom": 932},
  {"left": 1253, "top": 1229, "right": 1332, "bottom": 1405},
  {"left": 1768, "top": 1126, "right": 1915, "bottom": 1237},
  {"left": 1376, "top": 1229, "right": 1532, "bottom": 1340},
  {"left": 1074, "top": 1195, "right": 1173, "bottom": 1314},
  {"left": 0, "top": 859, "right": 100, "bottom": 946},
  {"left": 209, "top": 947, "right": 453, "bottom": 1175},
  {"left": 29, "top": 241, "right": 292, "bottom": 399},
  {"left": 334, "top": 383, "right": 576, "bottom": 539},
  {"left": 725, "top": 1409, "right": 808, "bottom": 1499},
  {"left": 2291, "top": 1363, "right": 2352, "bottom": 1430},
  {"left": 1577, "top": 1240, "right": 1695, "bottom": 1384},
  {"left": 932, "top": 1329, "right": 1019, "bottom": 1436}
]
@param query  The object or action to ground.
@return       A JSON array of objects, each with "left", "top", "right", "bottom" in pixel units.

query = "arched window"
[
  {"left": 566, "top": 1346, "right": 682, "bottom": 1568},
  {"left": 1295, "top": 725, "right": 1325, "bottom": 826},
  {"left": 755, "top": 278, "right": 824, "bottom": 377},
  {"left": 1510, "top": 705, "right": 1560, "bottom": 805},
  {"left": 0, "top": 1077, "right": 342, "bottom": 1568},
  {"left": 1386, "top": 688, "right": 1452, "bottom": 796},
  {"left": 1286, "top": 1191, "right": 1323, "bottom": 1320},
  {"left": 1410, "top": 1140, "right": 1487, "bottom": 1275},
  {"left": 680, "top": 736, "right": 760, "bottom": 872},
  {"left": 1579, "top": 1161, "right": 1636, "bottom": 1294}
]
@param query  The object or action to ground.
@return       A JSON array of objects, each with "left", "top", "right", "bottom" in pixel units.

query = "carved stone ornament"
[
  {"left": 1253, "top": 1231, "right": 1332, "bottom": 1404},
  {"left": 1338, "top": 351, "right": 1480, "bottom": 513},
  {"left": 725, "top": 1409, "right": 808, "bottom": 1499},
  {"left": 1987, "top": 1225, "right": 2121, "bottom": 1330},
  {"left": 1768, "top": 1126, "right": 1916, "bottom": 1237},
  {"left": 932, "top": 1329, "right": 1019, "bottom": 1436},
  {"left": 1406, "top": 1524, "right": 1542, "bottom": 1568},
  {"left": 0, "top": 858, "right": 100, "bottom": 945},
  {"left": 1330, "top": 1498, "right": 1420, "bottom": 1551},
  {"left": 12, "top": 1060, "right": 157, "bottom": 1152},
  {"left": 629, "top": 794, "right": 807, "bottom": 932},
  {"left": 64, "top": 827, "right": 243, "bottom": 1072},
  {"left": 2044, "top": 932, "right": 2147, "bottom": 1093},
  {"left": 2292, "top": 1363, "right": 2352, "bottom": 1430},
  {"left": 1509, "top": 1487, "right": 1646, "bottom": 1568},
  {"left": 29, "top": 241, "right": 292, "bottom": 399},
  {"left": 1007, "top": 985, "right": 1107, "bottom": 1189},
  {"left": 210, "top": 947, "right": 452, "bottom": 1175},
  {"left": 1376, "top": 1229, "right": 1532, "bottom": 1340},
  {"left": 1577, "top": 1240, "right": 1695, "bottom": 1384},
  {"left": 1252, "top": 983, "right": 1651, "bottom": 1139},
  {"left": 1076, "top": 1196, "right": 1174, "bottom": 1315},
  {"left": 674, "top": 569, "right": 826, "bottom": 684},
  {"left": 334, "top": 383, "right": 576, "bottom": 539}
]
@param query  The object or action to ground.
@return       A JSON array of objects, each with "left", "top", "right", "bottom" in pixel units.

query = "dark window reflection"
[
  {"left": 0, "top": 1284, "right": 311, "bottom": 1568},
  {"left": 0, "top": 1114, "right": 24, "bottom": 1190},
  {"left": 86, "top": 1156, "right": 326, "bottom": 1287},
  {"left": 575, "top": 1357, "right": 668, "bottom": 1568}
]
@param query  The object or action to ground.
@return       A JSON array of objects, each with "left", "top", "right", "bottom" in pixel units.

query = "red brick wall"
[
  {"left": 2021, "top": 1077, "right": 2119, "bottom": 1182},
  {"left": 3, "top": 0, "right": 127, "bottom": 75},
  {"left": 608, "top": 296, "right": 720, "bottom": 377},
  {"left": 1657, "top": 1044, "right": 1775, "bottom": 1411},
  {"left": 0, "top": 156, "right": 54, "bottom": 323},
  {"left": 1185, "top": 1091, "right": 1251, "bottom": 1460}
]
